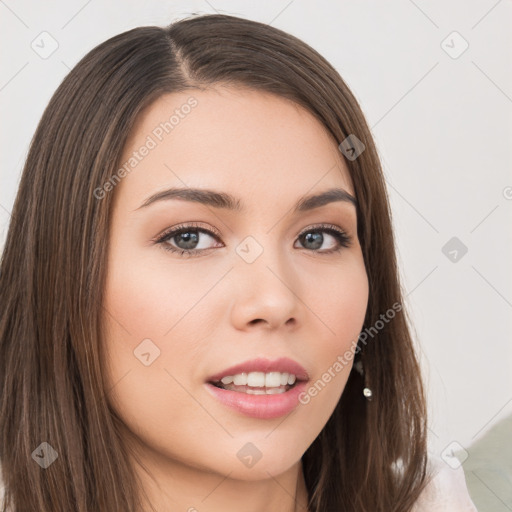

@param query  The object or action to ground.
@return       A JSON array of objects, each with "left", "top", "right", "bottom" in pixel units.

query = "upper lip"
[{"left": 207, "top": 357, "right": 309, "bottom": 383}]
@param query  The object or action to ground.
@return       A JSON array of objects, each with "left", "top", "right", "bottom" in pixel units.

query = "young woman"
[{"left": 0, "top": 13, "right": 477, "bottom": 512}]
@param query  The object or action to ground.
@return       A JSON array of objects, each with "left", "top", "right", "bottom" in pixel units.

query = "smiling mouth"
[{"left": 205, "top": 369, "right": 308, "bottom": 418}]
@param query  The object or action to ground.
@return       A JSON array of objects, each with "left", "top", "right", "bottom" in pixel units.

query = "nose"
[{"left": 228, "top": 243, "right": 301, "bottom": 331}]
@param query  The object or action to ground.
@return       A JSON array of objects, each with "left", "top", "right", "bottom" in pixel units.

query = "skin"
[{"left": 102, "top": 86, "right": 369, "bottom": 512}]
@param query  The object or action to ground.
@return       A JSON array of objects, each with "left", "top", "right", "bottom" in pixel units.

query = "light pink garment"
[{"left": 412, "top": 454, "right": 479, "bottom": 511}]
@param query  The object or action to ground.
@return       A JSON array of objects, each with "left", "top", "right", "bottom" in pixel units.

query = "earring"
[
  {"left": 363, "top": 387, "right": 373, "bottom": 400},
  {"left": 353, "top": 359, "right": 373, "bottom": 401}
]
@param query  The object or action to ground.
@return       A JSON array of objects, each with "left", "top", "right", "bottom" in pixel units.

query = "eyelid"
[
  {"left": 297, "top": 222, "right": 346, "bottom": 237},
  {"left": 152, "top": 221, "right": 222, "bottom": 243}
]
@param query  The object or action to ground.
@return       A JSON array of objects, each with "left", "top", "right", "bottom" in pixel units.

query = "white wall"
[{"left": 1, "top": 0, "right": 511, "bottom": 506}]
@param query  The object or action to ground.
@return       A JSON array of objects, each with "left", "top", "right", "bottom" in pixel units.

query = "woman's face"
[{"left": 102, "top": 86, "right": 369, "bottom": 481}]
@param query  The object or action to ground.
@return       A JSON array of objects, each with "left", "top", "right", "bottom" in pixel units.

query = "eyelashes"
[{"left": 154, "top": 221, "right": 353, "bottom": 258}]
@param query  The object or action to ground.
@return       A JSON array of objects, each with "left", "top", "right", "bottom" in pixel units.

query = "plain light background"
[{"left": 1, "top": 0, "right": 511, "bottom": 509}]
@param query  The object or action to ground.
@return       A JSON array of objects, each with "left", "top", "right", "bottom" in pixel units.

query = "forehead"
[{"left": 116, "top": 86, "right": 354, "bottom": 210}]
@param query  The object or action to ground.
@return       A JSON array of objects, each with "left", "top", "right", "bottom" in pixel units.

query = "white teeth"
[
  {"left": 245, "top": 389, "right": 266, "bottom": 394},
  {"left": 265, "top": 372, "right": 282, "bottom": 387},
  {"left": 264, "top": 387, "right": 287, "bottom": 394},
  {"left": 245, "top": 387, "right": 287, "bottom": 395},
  {"left": 233, "top": 373, "right": 248, "bottom": 386},
  {"left": 215, "top": 371, "right": 298, "bottom": 388},
  {"left": 247, "top": 372, "right": 265, "bottom": 387}
]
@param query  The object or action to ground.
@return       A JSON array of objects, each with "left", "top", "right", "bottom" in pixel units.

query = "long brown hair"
[{"left": 0, "top": 13, "right": 429, "bottom": 511}]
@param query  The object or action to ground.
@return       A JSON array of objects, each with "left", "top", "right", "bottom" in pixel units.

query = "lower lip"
[{"left": 205, "top": 381, "right": 309, "bottom": 419}]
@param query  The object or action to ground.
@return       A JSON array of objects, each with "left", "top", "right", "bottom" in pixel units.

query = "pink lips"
[
  {"left": 205, "top": 357, "right": 310, "bottom": 420},
  {"left": 206, "top": 357, "right": 309, "bottom": 383}
]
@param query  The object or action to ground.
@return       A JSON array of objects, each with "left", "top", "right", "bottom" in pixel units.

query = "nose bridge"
[
  {"left": 232, "top": 230, "right": 299, "bottom": 312},
  {"left": 233, "top": 204, "right": 288, "bottom": 265},
  {"left": 235, "top": 230, "right": 289, "bottom": 282}
]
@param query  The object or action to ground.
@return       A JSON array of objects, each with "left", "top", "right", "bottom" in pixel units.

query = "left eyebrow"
[
  {"left": 295, "top": 188, "right": 357, "bottom": 211},
  {"left": 134, "top": 186, "right": 358, "bottom": 213}
]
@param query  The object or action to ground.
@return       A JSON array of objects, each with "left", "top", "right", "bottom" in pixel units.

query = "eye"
[
  {"left": 154, "top": 222, "right": 222, "bottom": 257},
  {"left": 154, "top": 222, "right": 352, "bottom": 257},
  {"left": 294, "top": 224, "right": 352, "bottom": 254}
]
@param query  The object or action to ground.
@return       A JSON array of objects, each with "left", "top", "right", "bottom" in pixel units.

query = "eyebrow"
[{"left": 135, "top": 186, "right": 357, "bottom": 213}]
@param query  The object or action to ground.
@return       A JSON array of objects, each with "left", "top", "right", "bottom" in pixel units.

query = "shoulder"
[{"left": 412, "top": 453, "right": 478, "bottom": 511}]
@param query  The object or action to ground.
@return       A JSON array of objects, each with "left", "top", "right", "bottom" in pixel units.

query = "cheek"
[
  {"left": 103, "top": 245, "right": 225, "bottom": 340},
  {"left": 100, "top": 255, "right": 212, "bottom": 416},
  {"left": 100, "top": 244, "right": 229, "bottom": 422},
  {"left": 297, "top": 255, "right": 368, "bottom": 407},
  {"left": 101, "top": 256, "right": 215, "bottom": 463},
  {"left": 307, "top": 254, "right": 369, "bottom": 354}
]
